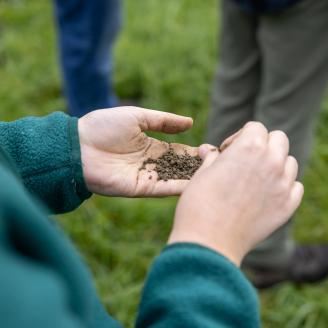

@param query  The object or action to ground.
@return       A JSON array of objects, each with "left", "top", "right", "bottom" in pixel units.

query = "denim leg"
[{"left": 54, "top": 0, "right": 121, "bottom": 117}]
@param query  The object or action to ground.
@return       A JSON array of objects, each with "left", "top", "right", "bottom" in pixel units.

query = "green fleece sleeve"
[
  {"left": 0, "top": 164, "right": 122, "bottom": 328},
  {"left": 136, "top": 243, "right": 260, "bottom": 328},
  {"left": 0, "top": 112, "right": 91, "bottom": 213}
]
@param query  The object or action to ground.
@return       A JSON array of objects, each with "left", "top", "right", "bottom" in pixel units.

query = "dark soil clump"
[{"left": 141, "top": 147, "right": 202, "bottom": 181}]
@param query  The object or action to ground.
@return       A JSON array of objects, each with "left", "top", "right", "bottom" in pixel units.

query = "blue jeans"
[{"left": 54, "top": 0, "right": 121, "bottom": 117}]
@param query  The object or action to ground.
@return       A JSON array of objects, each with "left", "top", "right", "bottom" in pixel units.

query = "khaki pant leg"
[
  {"left": 245, "top": 0, "right": 328, "bottom": 268},
  {"left": 206, "top": 0, "right": 260, "bottom": 145}
]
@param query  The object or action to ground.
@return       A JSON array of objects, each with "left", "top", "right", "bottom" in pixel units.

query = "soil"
[{"left": 140, "top": 146, "right": 202, "bottom": 181}]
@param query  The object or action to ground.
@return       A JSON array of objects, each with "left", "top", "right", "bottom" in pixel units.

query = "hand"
[
  {"left": 168, "top": 122, "right": 304, "bottom": 266},
  {"left": 78, "top": 106, "right": 198, "bottom": 197}
]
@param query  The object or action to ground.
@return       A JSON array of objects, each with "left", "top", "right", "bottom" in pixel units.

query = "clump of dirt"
[{"left": 140, "top": 147, "right": 202, "bottom": 181}]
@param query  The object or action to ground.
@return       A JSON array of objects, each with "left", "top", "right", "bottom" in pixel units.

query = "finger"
[
  {"left": 268, "top": 130, "right": 290, "bottom": 166},
  {"left": 234, "top": 121, "right": 269, "bottom": 149},
  {"left": 284, "top": 156, "right": 299, "bottom": 185},
  {"left": 198, "top": 143, "right": 218, "bottom": 159},
  {"left": 285, "top": 181, "right": 304, "bottom": 218},
  {"left": 132, "top": 107, "right": 193, "bottom": 134},
  {"left": 150, "top": 179, "right": 190, "bottom": 197},
  {"left": 197, "top": 144, "right": 219, "bottom": 172},
  {"left": 146, "top": 140, "right": 199, "bottom": 159},
  {"left": 170, "top": 143, "right": 199, "bottom": 157},
  {"left": 137, "top": 166, "right": 191, "bottom": 196},
  {"left": 219, "top": 129, "right": 242, "bottom": 152}
]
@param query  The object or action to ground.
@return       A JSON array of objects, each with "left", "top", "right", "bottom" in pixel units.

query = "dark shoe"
[{"left": 242, "top": 245, "right": 328, "bottom": 289}]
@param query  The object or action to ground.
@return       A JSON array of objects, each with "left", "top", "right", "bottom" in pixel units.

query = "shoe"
[{"left": 242, "top": 245, "right": 328, "bottom": 289}]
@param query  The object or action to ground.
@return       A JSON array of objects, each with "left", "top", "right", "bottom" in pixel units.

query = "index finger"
[
  {"left": 233, "top": 121, "right": 269, "bottom": 148},
  {"left": 170, "top": 143, "right": 199, "bottom": 157},
  {"left": 144, "top": 139, "right": 199, "bottom": 159},
  {"left": 219, "top": 129, "right": 242, "bottom": 152}
]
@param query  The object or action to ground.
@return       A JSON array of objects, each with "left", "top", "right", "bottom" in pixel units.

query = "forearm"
[
  {"left": 136, "top": 243, "right": 260, "bottom": 328},
  {"left": 0, "top": 112, "right": 91, "bottom": 213}
]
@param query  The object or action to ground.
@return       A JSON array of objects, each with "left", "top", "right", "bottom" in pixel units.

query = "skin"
[
  {"left": 169, "top": 122, "right": 304, "bottom": 267},
  {"left": 79, "top": 108, "right": 303, "bottom": 267},
  {"left": 78, "top": 106, "right": 198, "bottom": 197}
]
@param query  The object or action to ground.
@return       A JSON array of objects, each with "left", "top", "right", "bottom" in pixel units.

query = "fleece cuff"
[{"left": 0, "top": 112, "right": 92, "bottom": 213}]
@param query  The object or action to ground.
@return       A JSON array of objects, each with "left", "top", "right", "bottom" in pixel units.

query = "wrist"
[
  {"left": 74, "top": 118, "right": 93, "bottom": 197},
  {"left": 168, "top": 230, "right": 242, "bottom": 267}
]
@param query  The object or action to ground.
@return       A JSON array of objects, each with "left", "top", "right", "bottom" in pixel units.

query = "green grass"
[{"left": 1, "top": 0, "right": 328, "bottom": 327}]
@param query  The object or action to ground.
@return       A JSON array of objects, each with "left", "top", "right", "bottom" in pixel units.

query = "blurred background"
[{"left": 1, "top": 0, "right": 328, "bottom": 327}]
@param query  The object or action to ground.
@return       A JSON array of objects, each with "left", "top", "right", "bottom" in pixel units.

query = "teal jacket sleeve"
[
  {"left": 136, "top": 243, "right": 260, "bottom": 328},
  {"left": 0, "top": 163, "right": 122, "bottom": 328},
  {"left": 0, "top": 112, "right": 91, "bottom": 213}
]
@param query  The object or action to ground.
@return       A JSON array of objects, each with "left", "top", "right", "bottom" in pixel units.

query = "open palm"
[{"left": 78, "top": 106, "right": 199, "bottom": 197}]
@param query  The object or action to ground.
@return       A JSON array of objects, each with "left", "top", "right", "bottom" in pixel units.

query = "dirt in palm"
[{"left": 140, "top": 146, "right": 202, "bottom": 181}]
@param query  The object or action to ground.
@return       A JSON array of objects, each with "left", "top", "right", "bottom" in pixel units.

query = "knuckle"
[
  {"left": 252, "top": 137, "right": 266, "bottom": 151},
  {"left": 279, "top": 179, "right": 290, "bottom": 194},
  {"left": 272, "top": 130, "right": 288, "bottom": 140},
  {"left": 289, "top": 155, "right": 298, "bottom": 169},
  {"left": 284, "top": 156, "right": 299, "bottom": 181},
  {"left": 268, "top": 156, "right": 284, "bottom": 172},
  {"left": 240, "top": 137, "right": 266, "bottom": 153},
  {"left": 272, "top": 180, "right": 289, "bottom": 199},
  {"left": 244, "top": 121, "right": 256, "bottom": 129},
  {"left": 244, "top": 121, "right": 265, "bottom": 130},
  {"left": 125, "top": 105, "right": 138, "bottom": 111}
]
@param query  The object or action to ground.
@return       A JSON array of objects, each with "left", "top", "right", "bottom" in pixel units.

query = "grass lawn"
[{"left": 1, "top": 0, "right": 328, "bottom": 327}]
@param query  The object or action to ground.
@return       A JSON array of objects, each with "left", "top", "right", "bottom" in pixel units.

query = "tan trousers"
[{"left": 206, "top": 0, "right": 328, "bottom": 268}]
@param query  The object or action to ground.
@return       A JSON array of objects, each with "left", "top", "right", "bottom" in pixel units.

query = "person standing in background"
[
  {"left": 206, "top": 0, "right": 328, "bottom": 288},
  {"left": 53, "top": 0, "right": 121, "bottom": 117}
]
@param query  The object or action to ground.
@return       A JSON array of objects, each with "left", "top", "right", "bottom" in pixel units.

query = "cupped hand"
[
  {"left": 168, "top": 122, "right": 304, "bottom": 266},
  {"left": 78, "top": 106, "right": 198, "bottom": 197}
]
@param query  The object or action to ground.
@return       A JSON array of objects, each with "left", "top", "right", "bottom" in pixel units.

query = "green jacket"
[{"left": 0, "top": 112, "right": 260, "bottom": 327}]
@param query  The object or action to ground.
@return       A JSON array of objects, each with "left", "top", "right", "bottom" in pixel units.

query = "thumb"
[
  {"left": 197, "top": 144, "right": 219, "bottom": 171},
  {"left": 130, "top": 107, "right": 193, "bottom": 134}
]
